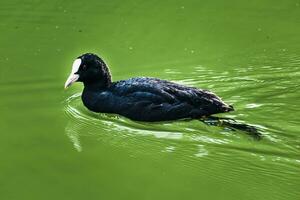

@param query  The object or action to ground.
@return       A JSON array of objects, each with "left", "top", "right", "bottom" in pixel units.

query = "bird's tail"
[
  {"left": 220, "top": 104, "right": 234, "bottom": 113},
  {"left": 200, "top": 116, "right": 262, "bottom": 140}
]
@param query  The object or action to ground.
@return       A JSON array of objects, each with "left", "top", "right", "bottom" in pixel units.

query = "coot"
[{"left": 64, "top": 53, "right": 234, "bottom": 122}]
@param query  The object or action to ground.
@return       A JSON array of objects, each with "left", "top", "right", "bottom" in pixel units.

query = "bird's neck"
[{"left": 83, "top": 80, "right": 111, "bottom": 91}]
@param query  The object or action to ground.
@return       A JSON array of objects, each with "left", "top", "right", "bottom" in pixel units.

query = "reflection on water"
[{"left": 65, "top": 121, "right": 82, "bottom": 152}]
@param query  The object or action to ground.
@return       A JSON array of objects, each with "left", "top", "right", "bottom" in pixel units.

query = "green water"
[{"left": 1, "top": 0, "right": 300, "bottom": 199}]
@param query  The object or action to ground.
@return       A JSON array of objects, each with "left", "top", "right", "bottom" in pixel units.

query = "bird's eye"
[{"left": 82, "top": 65, "right": 87, "bottom": 70}]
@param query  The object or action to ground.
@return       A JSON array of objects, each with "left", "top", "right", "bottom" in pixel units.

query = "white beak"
[
  {"left": 64, "top": 74, "right": 79, "bottom": 89},
  {"left": 64, "top": 59, "right": 82, "bottom": 89}
]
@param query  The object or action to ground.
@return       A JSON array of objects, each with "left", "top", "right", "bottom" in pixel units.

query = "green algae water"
[{"left": 1, "top": 0, "right": 300, "bottom": 199}]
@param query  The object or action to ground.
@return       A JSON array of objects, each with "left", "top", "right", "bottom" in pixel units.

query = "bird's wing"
[
  {"left": 111, "top": 77, "right": 177, "bottom": 103},
  {"left": 112, "top": 77, "right": 231, "bottom": 112},
  {"left": 105, "top": 77, "right": 233, "bottom": 121}
]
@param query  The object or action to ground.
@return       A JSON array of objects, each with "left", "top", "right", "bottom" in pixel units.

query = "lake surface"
[{"left": 0, "top": 0, "right": 299, "bottom": 199}]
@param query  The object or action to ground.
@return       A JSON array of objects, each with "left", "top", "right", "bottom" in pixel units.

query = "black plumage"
[{"left": 65, "top": 53, "right": 234, "bottom": 122}]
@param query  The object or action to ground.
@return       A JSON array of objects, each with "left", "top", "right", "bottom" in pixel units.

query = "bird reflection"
[{"left": 201, "top": 116, "right": 262, "bottom": 140}]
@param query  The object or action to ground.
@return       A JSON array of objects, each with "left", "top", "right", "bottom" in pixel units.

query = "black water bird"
[
  {"left": 65, "top": 53, "right": 261, "bottom": 138},
  {"left": 65, "top": 53, "right": 234, "bottom": 121}
]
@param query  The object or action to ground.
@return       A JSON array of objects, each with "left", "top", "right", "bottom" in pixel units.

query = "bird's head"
[{"left": 64, "top": 53, "right": 112, "bottom": 89}]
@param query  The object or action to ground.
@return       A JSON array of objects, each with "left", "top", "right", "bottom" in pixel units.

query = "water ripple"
[{"left": 63, "top": 87, "right": 298, "bottom": 166}]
